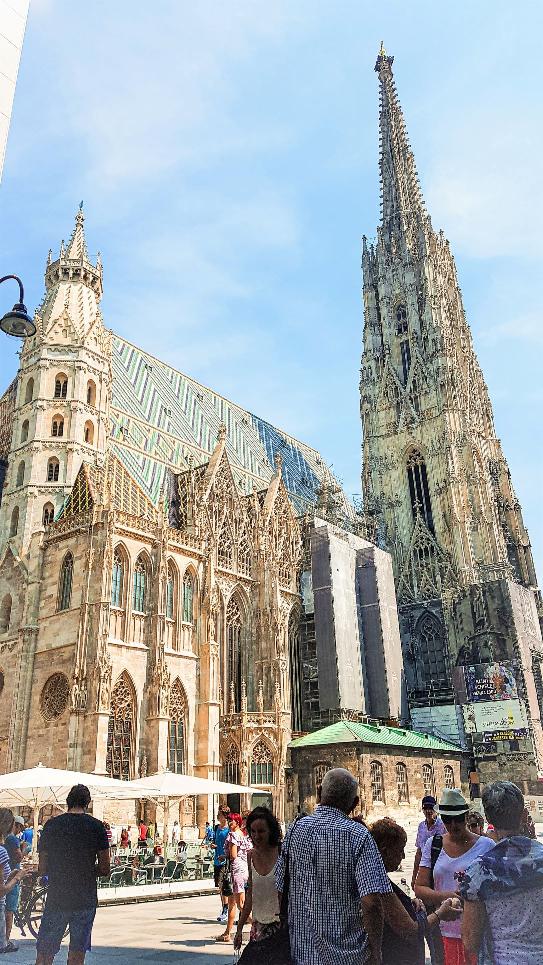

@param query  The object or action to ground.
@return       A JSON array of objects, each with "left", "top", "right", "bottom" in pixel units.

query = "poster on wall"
[
  {"left": 464, "top": 663, "right": 517, "bottom": 703},
  {"left": 462, "top": 698, "right": 527, "bottom": 735}
]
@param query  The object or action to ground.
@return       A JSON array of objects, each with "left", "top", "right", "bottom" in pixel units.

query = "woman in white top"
[
  {"left": 234, "top": 807, "right": 281, "bottom": 953},
  {"left": 415, "top": 788, "right": 494, "bottom": 965}
]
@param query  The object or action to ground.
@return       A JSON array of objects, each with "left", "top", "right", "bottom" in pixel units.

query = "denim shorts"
[
  {"left": 5, "top": 884, "right": 19, "bottom": 914},
  {"left": 36, "top": 904, "right": 96, "bottom": 956}
]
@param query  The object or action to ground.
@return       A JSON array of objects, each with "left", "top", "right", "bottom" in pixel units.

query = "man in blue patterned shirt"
[{"left": 276, "top": 768, "right": 392, "bottom": 965}]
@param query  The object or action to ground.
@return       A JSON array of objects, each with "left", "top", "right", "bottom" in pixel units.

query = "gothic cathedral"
[{"left": 361, "top": 47, "right": 543, "bottom": 782}]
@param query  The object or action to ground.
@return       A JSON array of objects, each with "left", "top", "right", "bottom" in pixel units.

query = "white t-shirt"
[{"left": 420, "top": 833, "right": 495, "bottom": 938}]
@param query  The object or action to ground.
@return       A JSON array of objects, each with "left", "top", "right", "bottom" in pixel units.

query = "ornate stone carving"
[{"left": 40, "top": 672, "right": 70, "bottom": 721}]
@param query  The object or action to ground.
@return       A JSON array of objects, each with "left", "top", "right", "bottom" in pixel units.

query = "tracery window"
[
  {"left": 9, "top": 507, "right": 19, "bottom": 537},
  {"left": 57, "top": 553, "right": 73, "bottom": 611},
  {"left": 42, "top": 502, "right": 55, "bottom": 526},
  {"left": 406, "top": 449, "right": 434, "bottom": 533},
  {"left": 250, "top": 740, "right": 273, "bottom": 785},
  {"left": 226, "top": 594, "right": 243, "bottom": 712},
  {"left": 54, "top": 374, "right": 68, "bottom": 399},
  {"left": 169, "top": 679, "right": 187, "bottom": 774},
  {"left": 40, "top": 673, "right": 70, "bottom": 721},
  {"left": 165, "top": 563, "right": 176, "bottom": 621},
  {"left": 111, "top": 551, "right": 125, "bottom": 607},
  {"left": 289, "top": 609, "right": 303, "bottom": 732},
  {"left": 396, "top": 762, "right": 409, "bottom": 804},
  {"left": 417, "top": 612, "right": 447, "bottom": 689},
  {"left": 182, "top": 571, "right": 194, "bottom": 623},
  {"left": 370, "top": 760, "right": 385, "bottom": 804},
  {"left": 222, "top": 744, "right": 240, "bottom": 785},
  {"left": 47, "top": 458, "right": 60, "bottom": 482},
  {"left": 238, "top": 536, "right": 251, "bottom": 576},
  {"left": 106, "top": 672, "right": 135, "bottom": 781},
  {"left": 395, "top": 303, "right": 408, "bottom": 335},
  {"left": 422, "top": 764, "right": 435, "bottom": 796},
  {"left": 0, "top": 595, "right": 12, "bottom": 633},
  {"left": 51, "top": 416, "right": 64, "bottom": 437},
  {"left": 20, "top": 420, "right": 29, "bottom": 443},
  {"left": 16, "top": 461, "right": 25, "bottom": 487},
  {"left": 132, "top": 555, "right": 148, "bottom": 613},
  {"left": 24, "top": 378, "right": 34, "bottom": 404},
  {"left": 443, "top": 765, "right": 454, "bottom": 789}
]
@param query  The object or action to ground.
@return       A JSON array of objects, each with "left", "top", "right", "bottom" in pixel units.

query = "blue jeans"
[{"left": 36, "top": 904, "right": 96, "bottom": 957}]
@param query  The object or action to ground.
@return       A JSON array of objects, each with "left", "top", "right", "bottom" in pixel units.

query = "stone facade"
[
  {"left": 360, "top": 46, "right": 543, "bottom": 780},
  {"left": 287, "top": 721, "right": 464, "bottom": 824}
]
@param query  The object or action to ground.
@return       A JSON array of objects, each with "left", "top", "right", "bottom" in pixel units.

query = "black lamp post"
[{"left": 0, "top": 274, "right": 36, "bottom": 338}]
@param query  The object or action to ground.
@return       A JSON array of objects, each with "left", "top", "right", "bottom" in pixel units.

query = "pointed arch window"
[
  {"left": 222, "top": 744, "right": 240, "bottom": 785},
  {"left": 20, "top": 420, "right": 29, "bottom": 443},
  {"left": 422, "top": 764, "right": 435, "bottom": 796},
  {"left": 42, "top": 502, "right": 55, "bottom": 526},
  {"left": 9, "top": 507, "right": 19, "bottom": 537},
  {"left": 47, "top": 458, "right": 60, "bottom": 482},
  {"left": 370, "top": 760, "right": 385, "bottom": 804},
  {"left": 400, "top": 339, "right": 411, "bottom": 384},
  {"left": 406, "top": 449, "right": 434, "bottom": 534},
  {"left": 51, "top": 415, "right": 64, "bottom": 438},
  {"left": 111, "top": 551, "right": 125, "bottom": 608},
  {"left": 396, "top": 762, "right": 409, "bottom": 804},
  {"left": 84, "top": 420, "right": 94, "bottom": 444},
  {"left": 416, "top": 612, "right": 447, "bottom": 689},
  {"left": 165, "top": 563, "right": 176, "bottom": 621},
  {"left": 133, "top": 555, "right": 148, "bottom": 613},
  {"left": 24, "top": 378, "right": 34, "bottom": 404},
  {"left": 395, "top": 303, "right": 408, "bottom": 335},
  {"left": 443, "top": 765, "right": 454, "bottom": 789},
  {"left": 182, "top": 571, "right": 194, "bottom": 623},
  {"left": 288, "top": 609, "right": 303, "bottom": 732},
  {"left": 169, "top": 679, "right": 187, "bottom": 774},
  {"left": 250, "top": 740, "right": 274, "bottom": 785},
  {"left": 54, "top": 374, "right": 68, "bottom": 399},
  {"left": 237, "top": 535, "right": 251, "bottom": 576},
  {"left": 57, "top": 553, "right": 73, "bottom": 611},
  {"left": 86, "top": 380, "right": 96, "bottom": 406},
  {"left": 106, "top": 673, "right": 135, "bottom": 781},
  {"left": 16, "top": 461, "right": 25, "bottom": 487},
  {"left": 0, "top": 595, "right": 12, "bottom": 633},
  {"left": 226, "top": 595, "right": 243, "bottom": 712}
]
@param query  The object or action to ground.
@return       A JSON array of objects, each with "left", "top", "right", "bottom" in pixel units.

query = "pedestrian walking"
[
  {"left": 275, "top": 767, "right": 393, "bottom": 965},
  {"left": 210, "top": 809, "right": 230, "bottom": 924},
  {"left": 216, "top": 812, "right": 252, "bottom": 944},
  {"left": 411, "top": 795, "right": 446, "bottom": 889},
  {"left": 34, "top": 784, "right": 110, "bottom": 965},
  {"left": 234, "top": 807, "right": 282, "bottom": 956},
  {"left": 0, "top": 808, "right": 31, "bottom": 954},
  {"left": 415, "top": 788, "right": 494, "bottom": 965},
  {"left": 3, "top": 813, "right": 27, "bottom": 952}
]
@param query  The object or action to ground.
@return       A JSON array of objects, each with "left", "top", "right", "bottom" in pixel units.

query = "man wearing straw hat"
[{"left": 34, "top": 785, "right": 110, "bottom": 965}]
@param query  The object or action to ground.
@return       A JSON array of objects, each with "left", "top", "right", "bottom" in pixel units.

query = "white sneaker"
[{"left": 217, "top": 911, "right": 228, "bottom": 924}]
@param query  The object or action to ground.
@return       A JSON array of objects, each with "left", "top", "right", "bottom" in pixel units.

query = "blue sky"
[{"left": 1, "top": 0, "right": 542, "bottom": 578}]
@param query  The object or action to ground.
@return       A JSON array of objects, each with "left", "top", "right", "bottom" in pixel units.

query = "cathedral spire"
[
  {"left": 64, "top": 202, "right": 89, "bottom": 261},
  {"left": 375, "top": 46, "right": 427, "bottom": 239}
]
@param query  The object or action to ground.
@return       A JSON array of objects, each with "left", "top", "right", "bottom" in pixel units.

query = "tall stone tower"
[
  {"left": 0, "top": 207, "right": 112, "bottom": 550},
  {"left": 361, "top": 46, "right": 543, "bottom": 782}
]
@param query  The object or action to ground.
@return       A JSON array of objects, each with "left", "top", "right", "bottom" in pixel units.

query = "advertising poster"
[
  {"left": 464, "top": 663, "right": 517, "bottom": 703},
  {"left": 462, "top": 698, "right": 527, "bottom": 735}
]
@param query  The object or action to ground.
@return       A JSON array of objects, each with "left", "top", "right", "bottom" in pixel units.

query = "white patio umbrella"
[
  {"left": 128, "top": 770, "right": 258, "bottom": 844},
  {"left": 0, "top": 764, "right": 152, "bottom": 853}
]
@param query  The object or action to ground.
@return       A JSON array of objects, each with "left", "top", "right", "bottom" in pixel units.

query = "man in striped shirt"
[{"left": 276, "top": 769, "right": 393, "bottom": 965}]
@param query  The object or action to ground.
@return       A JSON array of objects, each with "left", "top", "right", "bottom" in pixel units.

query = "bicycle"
[{"left": 13, "top": 872, "right": 67, "bottom": 940}]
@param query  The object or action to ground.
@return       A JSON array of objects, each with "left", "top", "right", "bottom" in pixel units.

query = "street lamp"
[{"left": 0, "top": 274, "right": 36, "bottom": 338}]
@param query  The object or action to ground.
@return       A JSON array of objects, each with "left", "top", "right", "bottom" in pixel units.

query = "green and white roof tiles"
[
  {"left": 289, "top": 720, "right": 462, "bottom": 753},
  {"left": 110, "top": 336, "right": 352, "bottom": 519}
]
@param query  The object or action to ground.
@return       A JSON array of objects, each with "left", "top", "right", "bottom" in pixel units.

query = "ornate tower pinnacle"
[{"left": 374, "top": 44, "right": 427, "bottom": 247}]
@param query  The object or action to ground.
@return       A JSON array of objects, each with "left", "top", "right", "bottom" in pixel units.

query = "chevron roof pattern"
[{"left": 110, "top": 335, "right": 351, "bottom": 518}]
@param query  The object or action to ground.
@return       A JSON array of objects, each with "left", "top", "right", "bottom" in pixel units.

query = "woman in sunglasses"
[{"left": 415, "top": 789, "right": 494, "bottom": 965}]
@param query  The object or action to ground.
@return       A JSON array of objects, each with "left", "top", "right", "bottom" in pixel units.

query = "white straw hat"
[{"left": 436, "top": 788, "right": 469, "bottom": 817}]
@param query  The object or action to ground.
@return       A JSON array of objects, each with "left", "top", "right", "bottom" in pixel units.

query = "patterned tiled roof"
[
  {"left": 110, "top": 335, "right": 351, "bottom": 518},
  {"left": 289, "top": 720, "right": 462, "bottom": 753}
]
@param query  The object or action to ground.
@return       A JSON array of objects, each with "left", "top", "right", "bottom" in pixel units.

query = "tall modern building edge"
[
  {"left": 0, "top": 0, "right": 30, "bottom": 183},
  {"left": 360, "top": 44, "right": 543, "bottom": 786}
]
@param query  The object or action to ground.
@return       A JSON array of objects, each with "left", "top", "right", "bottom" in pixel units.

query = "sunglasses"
[{"left": 441, "top": 814, "right": 467, "bottom": 824}]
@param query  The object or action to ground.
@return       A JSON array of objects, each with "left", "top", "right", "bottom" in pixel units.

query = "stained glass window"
[
  {"left": 106, "top": 673, "right": 135, "bottom": 781},
  {"left": 133, "top": 556, "right": 147, "bottom": 613}
]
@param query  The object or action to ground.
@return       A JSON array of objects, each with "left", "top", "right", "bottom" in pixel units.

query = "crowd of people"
[{"left": 0, "top": 774, "right": 540, "bottom": 962}]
